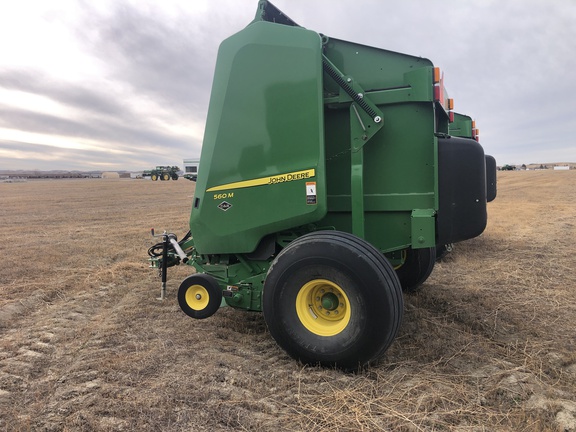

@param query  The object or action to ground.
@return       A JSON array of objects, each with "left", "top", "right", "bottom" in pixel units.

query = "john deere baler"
[{"left": 148, "top": 1, "right": 495, "bottom": 370}]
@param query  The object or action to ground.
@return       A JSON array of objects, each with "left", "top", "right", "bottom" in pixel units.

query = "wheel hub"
[
  {"left": 185, "top": 285, "right": 209, "bottom": 311},
  {"left": 296, "top": 279, "right": 351, "bottom": 336},
  {"left": 320, "top": 292, "right": 339, "bottom": 311}
]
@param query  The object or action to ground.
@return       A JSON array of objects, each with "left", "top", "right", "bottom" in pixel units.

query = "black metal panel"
[
  {"left": 437, "top": 136, "right": 487, "bottom": 245},
  {"left": 485, "top": 155, "right": 497, "bottom": 202}
]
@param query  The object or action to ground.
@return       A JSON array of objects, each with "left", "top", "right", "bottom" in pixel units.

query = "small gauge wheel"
[{"left": 178, "top": 274, "right": 222, "bottom": 319}]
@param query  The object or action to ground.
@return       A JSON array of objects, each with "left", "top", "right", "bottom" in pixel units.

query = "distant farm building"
[
  {"left": 102, "top": 172, "right": 120, "bottom": 179},
  {"left": 554, "top": 166, "right": 570, "bottom": 171},
  {"left": 183, "top": 158, "right": 200, "bottom": 180}
]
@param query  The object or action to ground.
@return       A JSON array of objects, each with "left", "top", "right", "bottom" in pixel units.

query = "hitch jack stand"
[
  {"left": 151, "top": 228, "right": 170, "bottom": 301},
  {"left": 158, "top": 233, "right": 169, "bottom": 300}
]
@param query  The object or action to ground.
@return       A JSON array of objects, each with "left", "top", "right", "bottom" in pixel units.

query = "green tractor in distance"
[
  {"left": 143, "top": 166, "right": 180, "bottom": 181},
  {"left": 148, "top": 1, "right": 496, "bottom": 370}
]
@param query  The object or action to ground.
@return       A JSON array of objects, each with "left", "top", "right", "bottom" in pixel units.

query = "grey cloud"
[
  {"left": 0, "top": 139, "right": 180, "bottom": 171},
  {"left": 78, "top": 3, "right": 220, "bottom": 116},
  {"left": 0, "top": 65, "right": 198, "bottom": 157},
  {"left": 0, "top": 69, "right": 128, "bottom": 119},
  {"left": 0, "top": 103, "right": 192, "bottom": 155}
]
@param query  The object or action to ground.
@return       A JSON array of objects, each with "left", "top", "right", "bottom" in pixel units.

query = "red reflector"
[
  {"left": 449, "top": 111, "right": 454, "bottom": 122},
  {"left": 433, "top": 85, "right": 440, "bottom": 101}
]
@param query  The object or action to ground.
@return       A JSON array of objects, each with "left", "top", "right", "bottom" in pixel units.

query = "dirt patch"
[{"left": 1, "top": 172, "right": 575, "bottom": 431}]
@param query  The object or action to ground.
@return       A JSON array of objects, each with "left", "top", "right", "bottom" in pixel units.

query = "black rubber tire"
[
  {"left": 395, "top": 247, "right": 436, "bottom": 293},
  {"left": 162, "top": 173, "right": 170, "bottom": 181},
  {"left": 178, "top": 274, "right": 222, "bottom": 319},
  {"left": 151, "top": 174, "right": 158, "bottom": 181},
  {"left": 262, "top": 230, "right": 403, "bottom": 370},
  {"left": 171, "top": 174, "right": 179, "bottom": 180}
]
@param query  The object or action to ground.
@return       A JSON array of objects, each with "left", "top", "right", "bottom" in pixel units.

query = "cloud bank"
[{"left": 0, "top": 0, "right": 575, "bottom": 171}]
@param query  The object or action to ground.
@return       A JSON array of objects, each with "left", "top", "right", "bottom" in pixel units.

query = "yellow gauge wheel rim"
[
  {"left": 295, "top": 279, "right": 351, "bottom": 336},
  {"left": 394, "top": 249, "right": 408, "bottom": 270},
  {"left": 185, "top": 285, "right": 210, "bottom": 311}
]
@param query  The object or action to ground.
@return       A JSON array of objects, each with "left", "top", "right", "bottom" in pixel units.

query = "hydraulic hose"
[{"left": 148, "top": 231, "right": 191, "bottom": 259}]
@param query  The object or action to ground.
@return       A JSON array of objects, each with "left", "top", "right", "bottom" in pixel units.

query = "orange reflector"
[
  {"left": 472, "top": 120, "right": 476, "bottom": 128},
  {"left": 448, "top": 98, "right": 454, "bottom": 110},
  {"left": 433, "top": 67, "right": 441, "bottom": 84}
]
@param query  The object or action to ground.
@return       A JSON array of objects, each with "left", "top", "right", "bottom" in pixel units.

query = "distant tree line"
[{"left": 499, "top": 164, "right": 551, "bottom": 171}]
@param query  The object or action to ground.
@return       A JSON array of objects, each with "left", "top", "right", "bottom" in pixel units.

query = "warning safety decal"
[{"left": 306, "top": 182, "right": 317, "bottom": 205}]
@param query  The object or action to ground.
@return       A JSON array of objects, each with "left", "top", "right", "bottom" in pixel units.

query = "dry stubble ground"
[{"left": 0, "top": 171, "right": 575, "bottom": 431}]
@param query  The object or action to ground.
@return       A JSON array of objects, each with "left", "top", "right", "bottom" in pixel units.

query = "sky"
[{"left": 0, "top": 0, "right": 575, "bottom": 172}]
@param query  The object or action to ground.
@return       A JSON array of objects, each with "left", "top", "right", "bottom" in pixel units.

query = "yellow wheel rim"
[
  {"left": 295, "top": 279, "right": 351, "bottom": 336},
  {"left": 185, "top": 285, "right": 209, "bottom": 311}
]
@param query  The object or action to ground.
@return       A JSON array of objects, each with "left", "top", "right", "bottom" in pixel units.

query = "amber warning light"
[{"left": 433, "top": 67, "right": 454, "bottom": 121}]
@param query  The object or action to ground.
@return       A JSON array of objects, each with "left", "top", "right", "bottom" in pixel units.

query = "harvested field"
[{"left": 1, "top": 171, "right": 575, "bottom": 431}]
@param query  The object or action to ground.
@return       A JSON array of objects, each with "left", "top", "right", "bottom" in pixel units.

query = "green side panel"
[
  {"left": 319, "top": 38, "right": 437, "bottom": 252},
  {"left": 190, "top": 21, "right": 326, "bottom": 254},
  {"left": 410, "top": 209, "right": 436, "bottom": 248},
  {"left": 449, "top": 113, "right": 473, "bottom": 138},
  {"left": 322, "top": 37, "right": 433, "bottom": 97}
]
